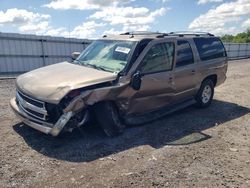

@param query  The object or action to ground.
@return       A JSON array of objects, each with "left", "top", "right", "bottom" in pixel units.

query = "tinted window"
[
  {"left": 194, "top": 37, "right": 226, "bottom": 61},
  {"left": 140, "top": 42, "right": 174, "bottom": 74},
  {"left": 176, "top": 40, "right": 194, "bottom": 67}
]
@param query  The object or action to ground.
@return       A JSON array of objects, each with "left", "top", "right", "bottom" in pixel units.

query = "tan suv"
[{"left": 10, "top": 32, "right": 228, "bottom": 137}]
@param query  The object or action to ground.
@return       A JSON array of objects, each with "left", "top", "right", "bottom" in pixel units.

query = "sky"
[{"left": 0, "top": 0, "right": 249, "bottom": 39}]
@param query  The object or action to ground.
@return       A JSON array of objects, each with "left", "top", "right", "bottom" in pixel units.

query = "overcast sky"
[{"left": 0, "top": 0, "right": 249, "bottom": 38}]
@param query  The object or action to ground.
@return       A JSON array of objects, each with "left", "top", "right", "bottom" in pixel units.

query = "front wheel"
[
  {"left": 93, "top": 101, "right": 125, "bottom": 137},
  {"left": 195, "top": 79, "right": 214, "bottom": 108}
]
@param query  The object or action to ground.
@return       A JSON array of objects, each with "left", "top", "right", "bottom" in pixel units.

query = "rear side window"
[
  {"left": 176, "top": 40, "right": 194, "bottom": 67},
  {"left": 194, "top": 37, "right": 226, "bottom": 61}
]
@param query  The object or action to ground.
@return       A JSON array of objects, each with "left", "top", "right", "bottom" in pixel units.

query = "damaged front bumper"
[{"left": 10, "top": 98, "right": 73, "bottom": 136}]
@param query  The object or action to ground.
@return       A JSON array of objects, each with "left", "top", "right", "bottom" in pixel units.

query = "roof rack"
[
  {"left": 117, "top": 31, "right": 215, "bottom": 38},
  {"left": 168, "top": 31, "right": 214, "bottom": 37},
  {"left": 120, "top": 31, "right": 161, "bottom": 36}
]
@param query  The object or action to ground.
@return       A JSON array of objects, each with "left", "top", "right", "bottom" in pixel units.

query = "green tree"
[{"left": 221, "top": 29, "right": 250, "bottom": 43}]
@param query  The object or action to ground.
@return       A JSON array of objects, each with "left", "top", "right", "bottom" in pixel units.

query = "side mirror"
[
  {"left": 130, "top": 71, "right": 142, "bottom": 90},
  {"left": 71, "top": 52, "right": 80, "bottom": 60}
]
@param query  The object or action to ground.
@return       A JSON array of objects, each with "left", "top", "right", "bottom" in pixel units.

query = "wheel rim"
[{"left": 202, "top": 85, "right": 212, "bottom": 104}]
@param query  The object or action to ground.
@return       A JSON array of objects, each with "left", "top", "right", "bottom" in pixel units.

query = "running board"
[{"left": 124, "top": 98, "right": 196, "bottom": 125}]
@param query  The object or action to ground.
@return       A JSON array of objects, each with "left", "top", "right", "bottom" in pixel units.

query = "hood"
[{"left": 16, "top": 62, "right": 117, "bottom": 104}]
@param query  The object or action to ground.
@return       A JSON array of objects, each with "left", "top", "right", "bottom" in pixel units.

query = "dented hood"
[{"left": 16, "top": 62, "right": 117, "bottom": 104}]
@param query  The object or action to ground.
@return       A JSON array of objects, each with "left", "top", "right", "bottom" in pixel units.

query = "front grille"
[
  {"left": 16, "top": 90, "right": 48, "bottom": 121},
  {"left": 18, "top": 91, "right": 44, "bottom": 108}
]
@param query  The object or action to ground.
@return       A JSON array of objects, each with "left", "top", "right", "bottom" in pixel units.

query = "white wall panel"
[
  {"left": 0, "top": 32, "right": 249, "bottom": 74},
  {"left": 0, "top": 32, "right": 90, "bottom": 73}
]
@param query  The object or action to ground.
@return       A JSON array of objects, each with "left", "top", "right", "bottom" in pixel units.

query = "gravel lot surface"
[{"left": 0, "top": 59, "right": 250, "bottom": 188}]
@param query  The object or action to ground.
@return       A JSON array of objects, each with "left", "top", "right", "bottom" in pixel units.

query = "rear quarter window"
[{"left": 194, "top": 37, "right": 226, "bottom": 61}]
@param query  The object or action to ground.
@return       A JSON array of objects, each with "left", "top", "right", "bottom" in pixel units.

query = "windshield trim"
[{"left": 121, "top": 38, "right": 152, "bottom": 75}]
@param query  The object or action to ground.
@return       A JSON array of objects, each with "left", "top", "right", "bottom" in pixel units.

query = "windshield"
[{"left": 74, "top": 40, "right": 136, "bottom": 73}]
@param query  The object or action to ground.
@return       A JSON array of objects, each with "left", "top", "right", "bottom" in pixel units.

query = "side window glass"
[
  {"left": 176, "top": 40, "right": 194, "bottom": 67},
  {"left": 140, "top": 42, "right": 174, "bottom": 74},
  {"left": 194, "top": 37, "right": 226, "bottom": 61}
]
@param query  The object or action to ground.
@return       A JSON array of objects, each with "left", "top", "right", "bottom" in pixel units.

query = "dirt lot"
[{"left": 0, "top": 59, "right": 250, "bottom": 188}]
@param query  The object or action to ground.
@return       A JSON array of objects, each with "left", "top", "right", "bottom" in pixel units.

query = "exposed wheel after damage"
[
  {"left": 195, "top": 79, "right": 214, "bottom": 108},
  {"left": 94, "top": 101, "right": 125, "bottom": 137}
]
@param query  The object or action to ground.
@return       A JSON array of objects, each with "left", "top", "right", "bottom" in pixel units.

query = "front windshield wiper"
[
  {"left": 73, "top": 59, "right": 82, "bottom": 64},
  {"left": 74, "top": 60, "right": 113, "bottom": 73},
  {"left": 84, "top": 63, "right": 113, "bottom": 73}
]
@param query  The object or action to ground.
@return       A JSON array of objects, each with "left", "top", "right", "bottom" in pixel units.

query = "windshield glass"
[{"left": 74, "top": 40, "right": 136, "bottom": 73}]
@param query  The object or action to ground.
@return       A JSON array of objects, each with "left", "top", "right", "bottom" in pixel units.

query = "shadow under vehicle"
[{"left": 13, "top": 99, "right": 250, "bottom": 162}]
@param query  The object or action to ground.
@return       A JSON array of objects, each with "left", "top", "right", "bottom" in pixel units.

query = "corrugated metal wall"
[
  {"left": 0, "top": 32, "right": 249, "bottom": 74},
  {"left": 223, "top": 43, "right": 250, "bottom": 60},
  {"left": 0, "top": 32, "right": 91, "bottom": 74}
]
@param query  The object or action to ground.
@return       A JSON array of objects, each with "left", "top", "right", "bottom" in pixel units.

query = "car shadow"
[{"left": 13, "top": 99, "right": 250, "bottom": 162}]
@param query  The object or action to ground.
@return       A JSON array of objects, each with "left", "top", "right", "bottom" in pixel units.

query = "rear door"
[
  {"left": 126, "top": 39, "right": 176, "bottom": 115},
  {"left": 173, "top": 39, "right": 199, "bottom": 101}
]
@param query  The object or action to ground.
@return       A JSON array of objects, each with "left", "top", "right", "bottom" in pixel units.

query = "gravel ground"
[{"left": 0, "top": 59, "right": 250, "bottom": 188}]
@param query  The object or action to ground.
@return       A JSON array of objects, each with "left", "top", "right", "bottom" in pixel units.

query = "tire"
[
  {"left": 93, "top": 101, "right": 125, "bottom": 137},
  {"left": 195, "top": 79, "right": 214, "bottom": 108}
]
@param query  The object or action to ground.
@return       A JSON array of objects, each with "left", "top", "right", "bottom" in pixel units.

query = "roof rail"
[
  {"left": 117, "top": 31, "right": 214, "bottom": 38},
  {"left": 168, "top": 31, "right": 214, "bottom": 37},
  {"left": 120, "top": 31, "right": 162, "bottom": 36}
]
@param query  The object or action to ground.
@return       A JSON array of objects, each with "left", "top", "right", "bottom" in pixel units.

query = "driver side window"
[{"left": 140, "top": 42, "right": 174, "bottom": 74}]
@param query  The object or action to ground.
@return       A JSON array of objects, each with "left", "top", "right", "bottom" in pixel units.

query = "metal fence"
[
  {"left": 224, "top": 43, "right": 250, "bottom": 60},
  {"left": 0, "top": 32, "right": 249, "bottom": 74},
  {"left": 0, "top": 32, "right": 90, "bottom": 74}
]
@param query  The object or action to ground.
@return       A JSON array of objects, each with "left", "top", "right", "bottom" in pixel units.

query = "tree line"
[{"left": 220, "top": 29, "right": 250, "bottom": 43}]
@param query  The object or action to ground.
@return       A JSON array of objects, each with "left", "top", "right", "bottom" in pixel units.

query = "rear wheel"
[
  {"left": 93, "top": 101, "right": 125, "bottom": 137},
  {"left": 195, "top": 79, "right": 214, "bottom": 108}
]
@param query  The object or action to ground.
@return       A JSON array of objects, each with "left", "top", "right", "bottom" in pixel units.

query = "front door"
[{"left": 127, "top": 40, "right": 176, "bottom": 115}]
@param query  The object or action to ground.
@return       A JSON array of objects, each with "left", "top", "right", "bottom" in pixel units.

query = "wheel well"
[
  {"left": 91, "top": 100, "right": 120, "bottom": 113},
  {"left": 203, "top": 74, "right": 217, "bottom": 86}
]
